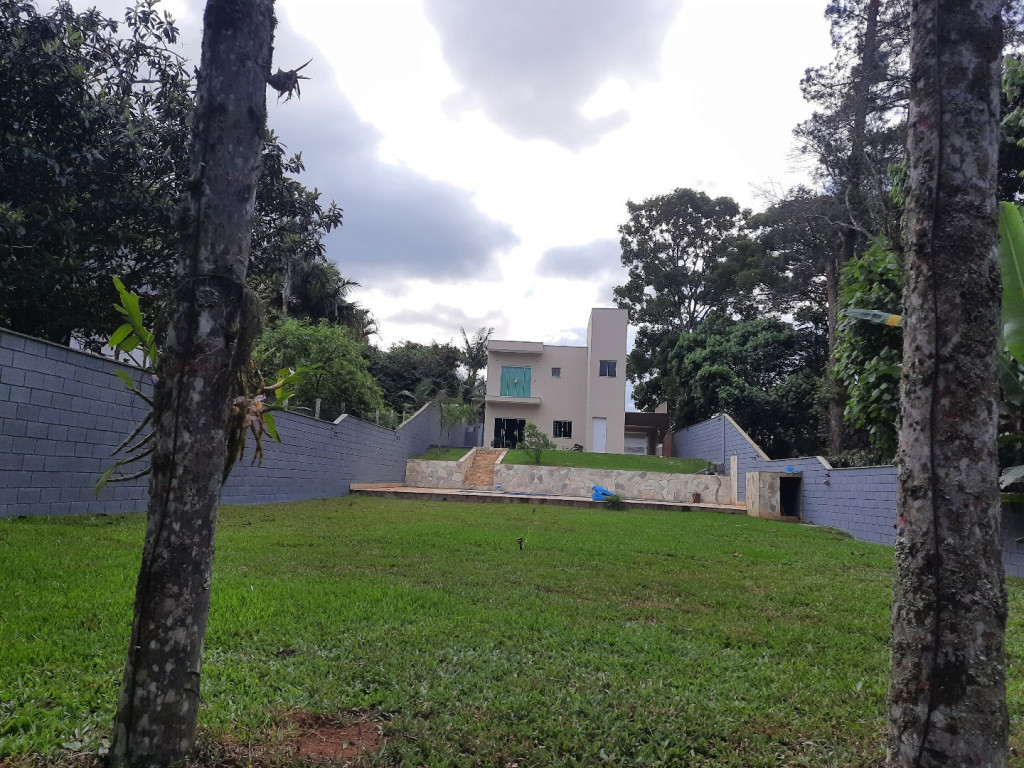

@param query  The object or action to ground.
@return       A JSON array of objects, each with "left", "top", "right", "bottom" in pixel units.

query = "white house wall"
[
  {"left": 485, "top": 308, "right": 628, "bottom": 452},
  {"left": 484, "top": 345, "right": 588, "bottom": 448},
  {"left": 585, "top": 308, "right": 627, "bottom": 454}
]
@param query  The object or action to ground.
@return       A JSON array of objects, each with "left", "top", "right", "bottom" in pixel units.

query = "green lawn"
[
  {"left": 1, "top": 498, "right": 1022, "bottom": 766},
  {"left": 412, "top": 447, "right": 471, "bottom": 461},
  {"left": 502, "top": 449, "right": 712, "bottom": 474}
]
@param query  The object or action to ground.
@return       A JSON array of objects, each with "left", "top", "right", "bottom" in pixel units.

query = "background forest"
[{"left": 3, "top": 0, "right": 1024, "bottom": 463}]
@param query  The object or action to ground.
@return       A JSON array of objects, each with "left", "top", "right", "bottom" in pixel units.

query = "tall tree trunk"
[
  {"left": 887, "top": 1, "right": 1006, "bottom": 765},
  {"left": 109, "top": 1, "right": 275, "bottom": 765},
  {"left": 824, "top": 257, "right": 846, "bottom": 453},
  {"left": 827, "top": 0, "right": 881, "bottom": 455}
]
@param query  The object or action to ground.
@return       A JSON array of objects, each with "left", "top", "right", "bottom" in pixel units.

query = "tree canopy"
[
  {"left": 668, "top": 313, "right": 824, "bottom": 458},
  {"left": 254, "top": 319, "right": 385, "bottom": 422},
  {"left": 0, "top": 0, "right": 188, "bottom": 344},
  {"left": 0, "top": 0, "right": 370, "bottom": 348},
  {"left": 369, "top": 340, "right": 463, "bottom": 413},
  {"left": 613, "top": 187, "right": 766, "bottom": 411}
]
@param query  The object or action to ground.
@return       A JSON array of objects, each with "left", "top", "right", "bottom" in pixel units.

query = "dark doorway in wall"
[
  {"left": 493, "top": 418, "right": 525, "bottom": 448},
  {"left": 780, "top": 476, "right": 801, "bottom": 518}
]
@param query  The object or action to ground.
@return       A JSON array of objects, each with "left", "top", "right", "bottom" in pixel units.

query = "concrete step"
[{"left": 463, "top": 448, "right": 503, "bottom": 489}]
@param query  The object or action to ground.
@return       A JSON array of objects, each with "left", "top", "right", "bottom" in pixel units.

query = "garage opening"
[{"left": 780, "top": 476, "right": 801, "bottom": 519}]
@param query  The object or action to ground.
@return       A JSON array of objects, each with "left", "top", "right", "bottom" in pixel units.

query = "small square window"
[
  {"left": 553, "top": 420, "right": 572, "bottom": 438},
  {"left": 599, "top": 360, "right": 617, "bottom": 377},
  {"left": 551, "top": 367, "right": 561, "bottom": 378}
]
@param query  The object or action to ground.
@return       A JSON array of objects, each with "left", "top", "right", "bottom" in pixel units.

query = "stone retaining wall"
[
  {"left": 492, "top": 463, "right": 732, "bottom": 504},
  {"left": 404, "top": 454, "right": 472, "bottom": 489}
]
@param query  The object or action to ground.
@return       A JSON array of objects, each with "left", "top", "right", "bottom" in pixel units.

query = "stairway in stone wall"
[{"left": 463, "top": 448, "right": 503, "bottom": 489}]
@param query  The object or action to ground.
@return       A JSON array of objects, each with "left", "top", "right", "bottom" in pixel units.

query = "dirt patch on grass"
[
  {"left": 290, "top": 711, "right": 384, "bottom": 762},
  {"left": 0, "top": 712, "right": 388, "bottom": 768}
]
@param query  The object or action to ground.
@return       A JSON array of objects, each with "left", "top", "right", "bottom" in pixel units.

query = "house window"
[
  {"left": 499, "top": 366, "right": 532, "bottom": 397},
  {"left": 599, "top": 360, "right": 617, "bottom": 377},
  {"left": 551, "top": 367, "right": 561, "bottom": 378},
  {"left": 553, "top": 420, "right": 572, "bottom": 438}
]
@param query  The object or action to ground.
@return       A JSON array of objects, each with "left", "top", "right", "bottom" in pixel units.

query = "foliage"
[
  {"left": 998, "top": 202, "right": 1024, "bottom": 487},
  {"left": 604, "top": 493, "right": 625, "bottom": 510},
  {"left": 458, "top": 325, "right": 493, "bottom": 402},
  {"left": 222, "top": 362, "right": 312, "bottom": 481},
  {"left": 747, "top": 188, "right": 840, "bottom": 339},
  {"left": 247, "top": 133, "right": 352, "bottom": 325},
  {"left": 613, "top": 187, "right": 767, "bottom": 411},
  {"left": 438, "top": 396, "right": 478, "bottom": 437},
  {"left": 518, "top": 422, "right": 556, "bottom": 463},
  {"left": 0, "top": 0, "right": 190, "bottom": 345},
  {"left": 8, "top": 496, "right": 1021, "bottom": 765},
  {"left": 398, "top": 378, "right": 440, "bottom": 414},
  {"left": 669, "top": 313, "right": 825, "bottom": 458},
  {"left": 0, "top": 0, "right": 362, "bottom": 347},
  {"left": 370, "top": 340, "right": 463, "bottom": 412},
  {"left": 833, "top": 241, "right": 903, "bottom": 462},
  {"left": 793, "top": 0, "right": 908, "bottom": 244},
  {"left": 999, "top": 54, "right": 1024, "bottom": 202},
  {"left": 254, "top": 319, "right": 384, "bottom": 422}
]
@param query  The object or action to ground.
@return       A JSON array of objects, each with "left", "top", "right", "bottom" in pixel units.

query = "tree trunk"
[
  {"left": 109, "top": 1, "right": 275, "bottom": 765},
  {"left": 887, "top": 1, "right": 1006, "bottom": 766},
  {"left": 827, "top": 0, "right": 880, "bottom": 456},
  {"left": 824, "top": 256, "right": 846, "bottom": 454}
]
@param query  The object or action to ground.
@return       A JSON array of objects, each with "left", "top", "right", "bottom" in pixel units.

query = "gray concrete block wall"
[
  {"left": 673, "top": 412, "right": 1024, "bottom": 577},
  {"left": 1002, "top": 507, "right": 1024, "bottom": 576},
  {"left": 1, "top": 329, "right": 464, "bottom": 517},
  {"left": 0, "top": 330, "right": 153, "bottom": 518},
  {"left": 673, "top": 416, "right": 727, "bottom": 464}
]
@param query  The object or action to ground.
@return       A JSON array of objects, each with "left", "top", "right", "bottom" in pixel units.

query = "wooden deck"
[{"left": 349, "top": 483, "right": 747, "bottom": 514}]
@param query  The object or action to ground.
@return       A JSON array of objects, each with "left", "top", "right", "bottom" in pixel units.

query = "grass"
[
  {"left": 411, "top": 446, "right": 471, "bottom": 461},
  {"left": 502, "top": 449, "right": 713, "bottom": 474},
  {"left": 1, "top": 497, "right": 1022, "bottom": 767}
]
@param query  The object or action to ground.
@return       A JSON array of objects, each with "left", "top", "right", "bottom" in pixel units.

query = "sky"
[{"left": 85, "top": 0, "right": 834, "bottom": 352}]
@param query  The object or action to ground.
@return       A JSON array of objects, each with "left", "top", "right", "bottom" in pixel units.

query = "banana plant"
[{"left": 998, "top": 201, "right": 1024, "bottom": 489}]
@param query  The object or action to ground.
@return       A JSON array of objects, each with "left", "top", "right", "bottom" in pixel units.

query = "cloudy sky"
[{"left": 88, "top": 0, "right": 833, "bottom": 350}]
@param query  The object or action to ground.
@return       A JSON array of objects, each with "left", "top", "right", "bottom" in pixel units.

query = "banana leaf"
[{"left": 998, "top": 201, "right": 1024, "bottom": 364}]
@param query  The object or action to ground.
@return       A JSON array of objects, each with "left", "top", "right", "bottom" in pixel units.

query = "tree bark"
[
  {"left": 109, "top": 1, "right": 275, "bottom": 765},
  {"left": 887, "top": 1, "right": 1006, "bottom": 765}
]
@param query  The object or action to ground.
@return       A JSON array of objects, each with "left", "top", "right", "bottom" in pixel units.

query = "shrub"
[
  {"left": 520, "top": 422, "right": 556, "bottom": 463},
  {"left": 605, "top": 493, "right": 625, "bottom": 510}
]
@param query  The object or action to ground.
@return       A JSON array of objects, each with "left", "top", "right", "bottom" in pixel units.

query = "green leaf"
[
  {"left": 94, "top": 463, "right": 117, "bottom": 496},
  {"left": 998, "top": 201, "right": 1024, "bottom": 364},
  {"left": 108, "top": 323, "right": 134, "bottom": 349},
  {"left": 120, "top": 333, "right": 140, "bottom": 353},
  {"left": 263, "top": 412, "right": 280, "bottom": 442},
  {"left": 113, "top": 370, "right": 134, "bottom": 389},
  {"left": 999, "top": 351, "right": 1024, "bottom": 407}
]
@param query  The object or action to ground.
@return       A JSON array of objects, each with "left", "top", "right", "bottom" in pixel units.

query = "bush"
[
  {"left": 519, "top": 422, "right": 556, "bottom": 463},
  {"left": 605, "top": 493, "right": 625, "bottom": 510}
]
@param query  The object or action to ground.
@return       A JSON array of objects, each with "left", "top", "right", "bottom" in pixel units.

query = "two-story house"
[{"left": 484, "top": 308, "right": 627, "bottom": 453}]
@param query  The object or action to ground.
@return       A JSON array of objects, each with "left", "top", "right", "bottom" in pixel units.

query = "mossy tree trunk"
[
  {"left": 887, "top": 1, "right": 1007, "bottom": 765},
  {"left": 109, "top": 1, "right": 275, "bottom": 765}
]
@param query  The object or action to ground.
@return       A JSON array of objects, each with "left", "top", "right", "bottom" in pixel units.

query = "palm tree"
[{"left": 459, "top": 325, "right": 493, "bottom": 397}]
